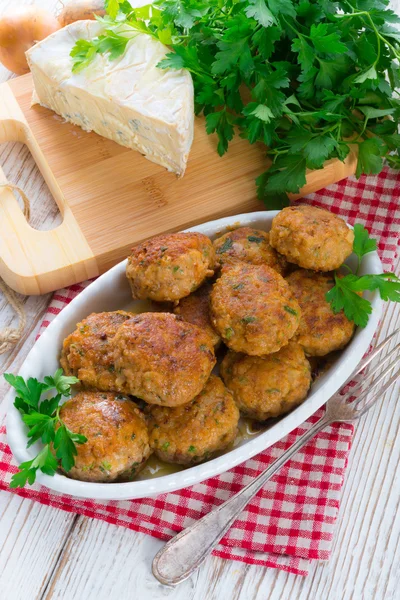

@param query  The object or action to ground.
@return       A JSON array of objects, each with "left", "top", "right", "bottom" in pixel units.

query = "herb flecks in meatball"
[
  {"left": 210, "top": 263, "right": 300, "bottom": 355},
  {"left": 58, "top": 391, "right": 151, "bottom": 482},
  {"left": 173, "top": 283, "right": 220, "bottom": 347},
  {"left": 221, "top": 343, "right": 311, "bottom": 421},
  {"left": 286, "top": 269, "right": 355, "bottom": 356},
  {"left": 147, "top": 375, "right": 239, "bottom": 465},
  {"left": 60, "top": 311, "right": 133, "bottom": 392},
  {"left": 213, "top": 226, "right": 287, "bottom": 274},
  {"left": 113, "top": 312, "right": 216, "bottom": 406},
  {"left": 269, "top": 205, "right": 354, "bottom": 272},
  {"left": 126, "top": 232, "right": 217, "bottom": 302}
]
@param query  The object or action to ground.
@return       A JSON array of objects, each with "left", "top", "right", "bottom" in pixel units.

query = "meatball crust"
[
  {"left": 286, "top": 270, "right": 355, "bottom": 356},
  {"left": 147, "top": 375, "right": 239, "bottom": 465},
  {"left": 173, "top": 283, "right": 221, "bottom": 347},
  {"left": 213, "top": 227, "right": 287, "bottom": 274},
  {"left": 269, "top": 205, "right": 354, "bottom": 271},
  {"left": 221, "top": 343, "right": 311, "bottom": 421},
  {"left": 60, "top": 311, "right": 132, "bottom": 392},
  {"left": 113, "top": 312, "right": 216, "bottom": 406},
  {"left": 58, "top": 391, "right": 151, "bottom": 482},
  {"left": 210, "top": 263, "right": 301, "bottom": 355},
  {"left": 126, "top": 232, "right": 217, "bottom": 302}
]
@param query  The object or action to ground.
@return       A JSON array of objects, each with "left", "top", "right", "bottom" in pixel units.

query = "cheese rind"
[{"left": 26, "top": 21, "right": 194, "bottom": 176}]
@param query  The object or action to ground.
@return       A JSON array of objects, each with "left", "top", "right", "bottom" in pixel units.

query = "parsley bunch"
[
  {"left": 70, "top": 0, "right": 400, "bottom": 207},
  {"left": 327, "top": 224, "right": 400, "bottom": 327},
  {"left": 4, "top": 369, "right": 86, "bottom": 488}
]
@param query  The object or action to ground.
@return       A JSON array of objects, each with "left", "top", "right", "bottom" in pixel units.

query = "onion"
[
  {"left": 57, "top": 0, "right": 106, "bottom": 27},
  {"left": 0, "top": 7, "right": 60, "bottom": 75}
]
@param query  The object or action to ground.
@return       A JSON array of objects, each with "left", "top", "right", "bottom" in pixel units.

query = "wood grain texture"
[
  {"left": 0, "top": 64, "right": 357, "bottom": 295},
  {"left": 0, "top": 493, "right": 79, "bottom": 600},
  {"left": 0, "top": 1, "right": 399, "bottom": 600},
  {"left": 0, "top": 79, "right": 98, "bottom": 295}
]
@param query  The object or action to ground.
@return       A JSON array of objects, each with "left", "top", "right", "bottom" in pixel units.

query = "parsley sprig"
[
  {"left": 4, "top": 370, "right": 86, "bottom": 488},
  {"left": 70, "top": 0, "right": 400, "bottom": 207},
  {"left": 326, "top": 224, "right": 400, "bottom": 327}
]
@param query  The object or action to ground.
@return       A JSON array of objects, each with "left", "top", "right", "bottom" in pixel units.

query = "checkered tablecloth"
[{"left": 1, "top": 168, "right": 399, "bottom": 576}]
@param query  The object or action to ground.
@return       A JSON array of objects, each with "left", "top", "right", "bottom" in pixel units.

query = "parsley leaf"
[
  {"left": 39, "top": 394, "right": 63, "bottom": 416},
  {"left": 268, "top": 0, "right": 296, "bottom": 18},
  {"left": 256, "top": 170, "right": 290, "bottom": 208},
  {"left": 212, "top": 39, "right": 253, "bottom": 77},
  {"left": 43, "top": 368, "right": 80, "bottom": 396},
  {"left": 361, "top": 273, "right": 400, "bottom": 302},
  {"left": 10, "top": 446, "right": 59, "bottom": 489},
  {"left": 105, "top": 0, "right": 123, "bottom": 20},
  {"left": 265, "top": 154, "right": 307, "bottom": 194},
  {"left": 205, "top": 109, "right": 235, "bottom": 156},
  {"left": 252, "top": 27, "right": 281, "bottom": 60},
  {"left": 353, "top": 223, "right": 377, "bottom": 269},
  {"left": 158, "top": 51, "right": 185, "bottom": 70},
  {"left": 97, "top": 31, "right": 130, "bottom": 60},
  {"left": 354, "top": 65, "right": 378, "bottom": 83},
  {"left": 246, "top": 103, "right": 274, "bottom": 124},
  {"left": 4, "top": 370, "right": 86, "bottom": 488},
  {"left": 287, "top": 131, "right": 337, "bottom": 169},
  {"left": 326, "top": 224, "right": 399, "bottom": 327},
  {"left": 327, "top": 271, "right": 400, "bottom": 327},
  {"left": 326, "top": 274, "right": 373, "bottom": 328},
  {"left": 158, "top": 0, "right": 207, "bottom": 29},
  {"left": 54, "top": 425, "right": 82, "bottom": 472},
  {"left": 4, "top": 374, "right": 44, "bottom": 411},
  {"left": 357, "top": 107, "right": 395, "bottom": 119},
  {"left": 70, "top": 39, "right": 98, "bottom": 73},
  {"left": 245, "top": 0, "right": 275, "bottom": 28},
  {"left": 315, "top": 56, "right": 351, "bottom": 89},
  {"left": 22, "top": 412, "right": 56, "bottom": 447},
  {"left": 291, "top": 36, "right": 315, "bottom": 74},
  {"left": 70, "top": 31, "right": 130, "bottom": 72},
  {"left": 310, "top": 23, "right": 347, "bottom": 54},
  {"left": 356, "top": 138, "right": 386, "bottom": 178}
]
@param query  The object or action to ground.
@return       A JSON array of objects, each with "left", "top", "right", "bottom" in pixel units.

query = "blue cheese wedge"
[{"left": 26, "top": 21, "right": 194, "bottom": 176}]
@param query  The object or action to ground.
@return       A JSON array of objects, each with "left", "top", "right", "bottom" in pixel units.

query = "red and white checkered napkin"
[{"left": 0, "top": 169, "right": 399, "bottom": 576}]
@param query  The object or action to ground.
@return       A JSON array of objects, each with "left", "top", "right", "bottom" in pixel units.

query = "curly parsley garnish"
[{"left": 4, "top": 369, "right": 86, "bottom": 488}]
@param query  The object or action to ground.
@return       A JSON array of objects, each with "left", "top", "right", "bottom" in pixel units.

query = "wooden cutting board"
[{"left": 0, "top": 73, "right": 357, "bottom": 295}]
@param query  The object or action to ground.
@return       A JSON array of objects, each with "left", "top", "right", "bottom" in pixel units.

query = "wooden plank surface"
[{"left": 0, "top": 2, "right": 399, "bottom": 599}]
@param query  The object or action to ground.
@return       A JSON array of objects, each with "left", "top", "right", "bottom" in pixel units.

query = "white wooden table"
[{"left": 1, "top": 2, "right": 399, "bottom": 598}]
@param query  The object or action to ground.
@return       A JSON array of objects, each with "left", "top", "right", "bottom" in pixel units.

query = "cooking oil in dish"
[{"left": 136, "top": 418, "right": 263, "bottom": 480}]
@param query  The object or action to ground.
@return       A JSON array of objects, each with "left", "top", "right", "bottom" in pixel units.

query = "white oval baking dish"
[{"left": 6, "top": 210, "right": 382, "bottom": 500}]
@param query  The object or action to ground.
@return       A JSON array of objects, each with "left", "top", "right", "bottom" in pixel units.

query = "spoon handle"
[{"left": 152, "top": 416, "right": 330, "bottom": 586}]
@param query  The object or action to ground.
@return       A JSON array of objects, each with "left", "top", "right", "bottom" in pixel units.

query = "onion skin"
[
  {"left": 0, "top": 7, "right": 60, "bottom": 75},
  {"left": 58, "top": 0, "right": 106, "bottom": 27}
]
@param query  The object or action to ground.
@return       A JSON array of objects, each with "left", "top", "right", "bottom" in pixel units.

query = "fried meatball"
[
  {"left": 210, "top": 263, "right": 300, "bottom": 355},
  {"left": 173, "top": 283, "right": 220, "bottom": 347},
  {"left": 113, "top": 312, "right": 216, "bottom": 406},
  {"left": 286, "top": 269, "right": 355, "bottom": 356},
  {"left": 147, "top": 375, "right": 239, "bottom": 465},
  {"left": 60, "top": 311, "right": 132, "bottom": 392},
  {"left": 269, "top": 205, "right": 354, "bottom": 271},
  {"left": 58, "top": 391, "right": 151, "bottom": 482},
  {"left": 126, "top": 232, "right": 217, "bottom": 303},
  {"left": 221, "top": 343, "right": 311, "bottom": 421},
  {"left": 213, "top": 227, "right": 287, "bottom": 274}
]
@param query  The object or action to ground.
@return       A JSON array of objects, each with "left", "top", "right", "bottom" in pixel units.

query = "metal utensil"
[{"left": 152, "top": 328, "right": 400, "bottom": 586}]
